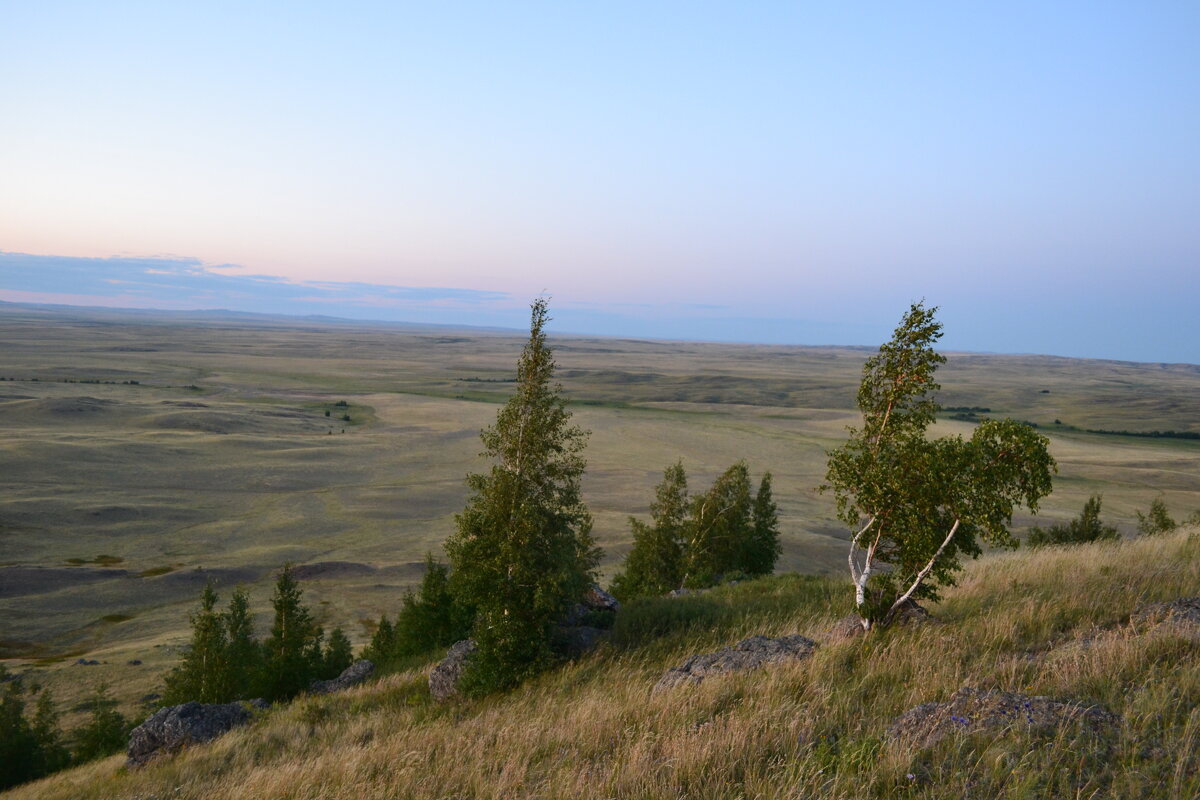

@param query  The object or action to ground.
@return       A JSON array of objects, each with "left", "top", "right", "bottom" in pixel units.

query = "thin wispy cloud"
[{"left": 0, "top": 252, "right": 519, "bottom": 323}]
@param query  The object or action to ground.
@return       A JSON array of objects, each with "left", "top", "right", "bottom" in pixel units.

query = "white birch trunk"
[
  {"left": 886, "top": 518, "right": 961, "bottom": 622},
  {"left": 849, "top": 517, "right": 876, "bottom": 630}
]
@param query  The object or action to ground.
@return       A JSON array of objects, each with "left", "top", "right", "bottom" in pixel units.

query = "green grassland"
[{"left": 2, "top": 304, "right": 1199, "bottom": 729}]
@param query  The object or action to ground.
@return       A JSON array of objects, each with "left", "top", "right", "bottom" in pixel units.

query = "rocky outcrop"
[
  {"left": 127, "top": 701, "right": 259, "bottom": 767},
  {"left": 825, "top": 600, "right": 935, "bottom": 643},
  {"left": 565, "top": 584, "right": 621, "bottom": 626},
  {"left": 309, "top": 659, "right": 375, "bottom": 695},
  {"left": 888, "top": 687, "right": 1120, "bottom": 749},
  {"left": 429, "top": 639, "right": 477, "bottom": 702},
  {"left": 653, "top": 634, "right": 818, "bottom": 693},
  {"left": 1131, "top": 596, "right": 1200, "bottom": 633}
]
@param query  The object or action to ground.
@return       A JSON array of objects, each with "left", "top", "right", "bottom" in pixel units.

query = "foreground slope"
[{"left": 11, "top": 527, "right": 1200, "bottom": 799}]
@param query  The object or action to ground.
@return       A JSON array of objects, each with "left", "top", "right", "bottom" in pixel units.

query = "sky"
[{"left": 1, "top": 2, "right": 1198, "bottom": 362}]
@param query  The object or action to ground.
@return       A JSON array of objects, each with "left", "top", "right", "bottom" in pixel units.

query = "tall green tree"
[
  {"left": 824, "top": 303, "right": 1056, "bottom": 630},
  {"left": 262, "top": 566, "right": 322, "bottom": 701},
  {"left": 361, "top": 615, "right": 396, "bottom": 664},
  {"left": 684, "top": 462, "right": 753, "bottom": 587},
  {"left": 445, "top": 298, "right": 601, "bottom": 694},
  {"left": 742, "top": 471, "right": 782, "bottom": 577},
  {"left": 30, "top": 690, "right": 69, "bottom": 777},
  {"left": 0, "top": 681, "right": 38, "bottom": 790},
  {"left": 610, "top": 461, "right": 689, "bottom": 599},
  {"left": 162, "top": 583, "right": 229, "bottom": 704},
  {"left": 223, "top": 587, "right": 261, "bottom": 699}
]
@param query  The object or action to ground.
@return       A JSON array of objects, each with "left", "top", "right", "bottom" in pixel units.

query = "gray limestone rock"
[
  {"left": 127, "top": 701, "right": 256, "bottom": 767},
  {"left": 429, "top": 639, "right": 477, "bottom": 702},
  {"left": 309, "top": 659, "right": 375, "bottom": 695},
  {"left": 888, "top": 687, "right": 1120, "bottom": 749},
  {"left": 653, "top": 634, "right": 818, "bottom": 693}
]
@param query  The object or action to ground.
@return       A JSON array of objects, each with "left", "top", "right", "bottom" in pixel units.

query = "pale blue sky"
[{"left": 1, "top": 2, "right": 1197, "bottom": 361}]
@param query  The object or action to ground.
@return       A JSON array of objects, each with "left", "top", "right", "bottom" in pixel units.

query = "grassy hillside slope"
[{"left": 12, "top": 527, "right": 1200, "bottom": 800}]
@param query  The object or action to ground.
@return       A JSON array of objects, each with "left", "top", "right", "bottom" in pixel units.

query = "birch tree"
[{"left": 824, "top": 303, "right": 1055, "bottom": 630}]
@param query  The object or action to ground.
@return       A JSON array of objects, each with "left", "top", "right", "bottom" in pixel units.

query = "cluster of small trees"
[
  {"left": 609, "top": 461, "right": 780, "bottom": 599},
  {"left": 165, "top": 567, "right": 352, "bottom": 706},
  {"left": 0, "top": 674, "right": 129, "bottom": 791},
  {"left": 361, "top": 556, "right": 472, "bottom": 666}
]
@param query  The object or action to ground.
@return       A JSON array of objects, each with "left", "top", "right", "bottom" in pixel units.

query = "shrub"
[
  {"left": 1136, "top": 497, "right": 1177, "bottom": 536},
  {"left": 1027, "top": 495, "right": 1119, "bottom": 548},
  {"left": 323, "top": 627, "right": 354, "bottom": 677}
]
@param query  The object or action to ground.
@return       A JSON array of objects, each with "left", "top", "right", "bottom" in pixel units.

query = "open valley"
[{"left": 3, "top": 304, "right": 1200, "bottom": 726}]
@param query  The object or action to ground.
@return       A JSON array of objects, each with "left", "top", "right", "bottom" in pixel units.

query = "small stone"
[
  {"left": 583, "top": 585, "right": 620, "bottom": 613},
  {"left": 557, "top": 625, "right": 606, "bottom": 658},
  {"left": 825, "top": 600, "right": 934, "bottom": 643}
]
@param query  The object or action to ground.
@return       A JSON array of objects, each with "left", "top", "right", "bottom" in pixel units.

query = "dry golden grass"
[{"left": 11, "top": 527, "right": 1200, "bottom": 799}]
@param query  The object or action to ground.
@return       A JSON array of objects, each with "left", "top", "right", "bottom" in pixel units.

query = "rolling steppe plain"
[{"left": 2, "top": 303, "right": 1200, "bottom": 725}]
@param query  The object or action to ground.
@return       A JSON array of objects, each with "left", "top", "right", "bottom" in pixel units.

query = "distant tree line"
[{"left": 1084, "top": 428, "right": 1200, "bottom": 441}]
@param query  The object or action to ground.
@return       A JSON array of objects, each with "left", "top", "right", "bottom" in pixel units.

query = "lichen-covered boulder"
[
  {"left": 653, "top": 634, "right": 818, "bottom": 693},
  {"left": 888, "top": 687, "right": 1120, "bottom": 749},
  {"left": 127, "top": 701, "right": 255, "bottom": 767},
  {"left": 429, "top": 639, "right": 477, "bottom": 702},
  {"left": 1131, "top": 596, "right": 1200, "bottom": 633},
  {"left": 309, "top": 659, "right": 374, "bottom": 695}
]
